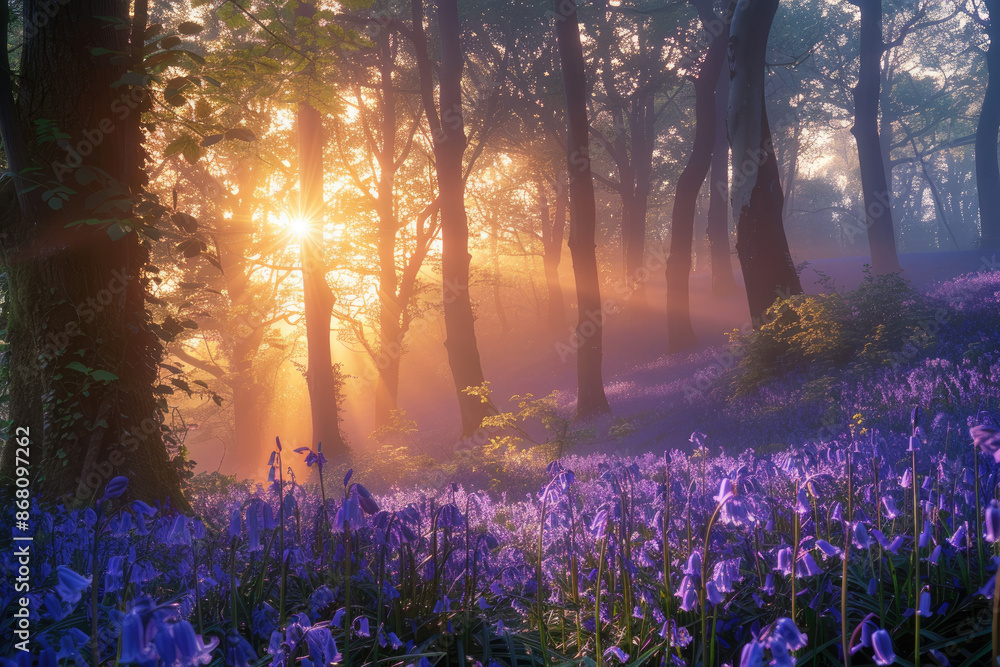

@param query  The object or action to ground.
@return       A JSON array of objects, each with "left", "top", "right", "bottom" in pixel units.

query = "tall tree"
[
  {"left": 666, "top": 0, "right": 733, "bottom": 353},
  {"left": 850, "top": 0, "right": 902, "bottom": 273},
  {"left": 727, "top": 0, "right": 803, "bottom": 323},
  {"left": 589, "top": 1, "right": 674, "bottom": 309},
  {"left": 330, "top": 10, "right": 440, "bottom": 428},
  {"left": 707, "top": 68, "right": 737, "bottom": 296},
  {"left": 975, "top": 0, "right": 1000, "bottom": 249},
  {"left": 0, "top": 0, "right": 186, "bottom": 505},
  {"left": 538, "top": 175, "right": 568, "bottom": 335},
  {"left": 295, "top": 0, "right": 349, "bottom": 458},
  {"left": 554, "top": 0, "right": 612, "bottom": 420},
  {"left": 412, "top": 0, "right": 492, "bottom": 436}
]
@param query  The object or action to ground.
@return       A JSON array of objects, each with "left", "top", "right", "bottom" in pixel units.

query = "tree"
[
  {"left": 296, "top": 0, "right": 349, "bottom": 458},
  {"left": 588, "top": 0, "right": 679, "bottom": 309},
  {"left": 666, "top": 0, "right": 733, "bottom": 353},
  {"left": 538, "top": 175, "right": 568, "bottom": 334},
  {"left": 554, "top": 0, "right": 612, "bottom": 420},
  {"left": 975, "top": 0, "right": 1000, "bottom": 249},
  {"left": 707, "top": 67, "right": 737, "bottom": 296},
  {"left": 727, "top": 0, "right": 802, "bottom": 324},
  {"left": 850, "top": 0, "right": 901, "bottom": 273},
  {"left": 411, "top": 0, "right": 492, "bottom": 437},
  {"left": 329, "top": 8, "right": 441, "bottom": 429},
  {"left": 0, "top": 0, "right": 187, "bottom": 506}
]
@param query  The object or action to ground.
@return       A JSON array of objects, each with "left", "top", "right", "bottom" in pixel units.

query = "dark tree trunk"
[
  {"left": 623, "top": 94, "right": 655, "bottom": 309},
  {"left": 707, "top": 66, "right": 737, "bottom": 297},
  {"left": 539, "top": 177, "right": 567, "bottom": 335},
  {"left": 412, "top": 0, "right": 492, "bottom": 436},
  {"left": 295, "top": 0, "right": 348, "bottom": 457},
  {"left": 850, "top": 0, "right": 901, "bottom": 273},
  {"left": 666, "top": 0, "right": 732, "bottom": 353},
  {"left": 374, "top": 30, "right": 402, "bottom": 428},
  {"left": 554, "top": 0, "right": 612, "bottom": 420},
  {"left": 977, "top": 0, "right": 1000, "bottom": 249},
  {"left": 0, "top": 0, "right": 186, "bottom": 508},
  {"left": 297, "top": 100, "right": 348, "bottom": 458},
  {"left": 728, "top": 0, "right": 803, "bottom": 324}
]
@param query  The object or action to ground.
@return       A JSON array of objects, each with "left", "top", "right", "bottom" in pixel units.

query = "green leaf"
[
  {"left": 91, "top": 47, "right": 120, "bottom": 56},
  {"left": 111, "top": 71, "right": 151, "bottom": 89},
  {"left": 66, "top": 361, "right": 90, "bottom": 374},
  {"left": 91, "top": 370, "right": 119, "bottom": 382},
  {"left": 107, "top": 222, "right": 132, "bottom": 241}
]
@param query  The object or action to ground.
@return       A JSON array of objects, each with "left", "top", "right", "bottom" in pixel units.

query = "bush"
[{"left": 730, "top": 270, "right": 936, "bottom": 395}]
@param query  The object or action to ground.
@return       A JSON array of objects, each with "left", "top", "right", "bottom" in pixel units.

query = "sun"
[{"left": 273, "top": 211, "right": 311, "bottom": 238}]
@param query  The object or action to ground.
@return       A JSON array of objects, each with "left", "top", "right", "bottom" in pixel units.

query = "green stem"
[{"left": 913, "top": 447, "right": 920, "bottom": 667}]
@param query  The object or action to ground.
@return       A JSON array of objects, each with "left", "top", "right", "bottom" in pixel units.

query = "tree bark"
[
  {"left": 977, "top": 0, "right": 1000, "bottom": 249},
  {"left": 297, "top": 99, "right": 349, "bottom": 458},
  {"left": 727, "top": 0, "right": 803, "bottom": 324},
  {"left": 666, "top": 0, "right": 733, "bottom": 353},
  {"left": 554, "top": 0, "right": 612, "bottom": 420},
  {"left": 707, "top": 65, "right": 737, "bottom": 297},
  {"left": 0, "top": 0, "right": 187, "bottom": 507},
  {"left": 412, "top": 0, "right": 492, "bottom": 436},
  {"left": 539, "top": 177, "right": 567, "bottom": 335},
  {"left": 850, "top": 0, "right": 901, "bottom": 273}
]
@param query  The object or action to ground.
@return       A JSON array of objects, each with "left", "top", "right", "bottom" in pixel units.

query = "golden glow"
[{"left": 272, "top": 210, "right": 311, "bottom": 238}]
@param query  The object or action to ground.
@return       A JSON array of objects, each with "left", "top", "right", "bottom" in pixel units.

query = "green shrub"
[{"left": 729, "top": 270, "right": 936, "bottom": 395}]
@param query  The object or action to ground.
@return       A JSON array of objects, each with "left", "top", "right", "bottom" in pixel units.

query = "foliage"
[{"left": 729, "top": 270, "right": 938, "bottom": 395}]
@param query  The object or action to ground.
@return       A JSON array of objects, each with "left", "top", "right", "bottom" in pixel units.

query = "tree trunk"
[
  {"left": 297, "top": 99, "right": 349, "bottom": 458},
  {"left": 623, "top": 94, "right": 655, "bottom": 310},
  {"left": 977, "top": 0, "right": 1000, "bottom": 249},
  {"left": 707, "top": 66, "right": 737, "bottom": 296},
  {"left": 728, "top": 0, "right": 803, "bottom": 324},
  {"left": 666, "top": 0, "right": 732, "bottom": 353},
  {"left": 412, "top": 0, "right": 492, "bottom": 436},
  {"left": 539, "top": 177, "right": 567, "bottom": 335},
  {"left": 0, "top": 0, "right": 187, "bottom": 508},
  {"left": 554, "top": 0, "right": 612, "bottom": 420},
  {"left": 850, "top": 0, "right": 901, "bottom": 273},
  {"left": 374, "top": 30, "right": 403, "bottom": 428}
]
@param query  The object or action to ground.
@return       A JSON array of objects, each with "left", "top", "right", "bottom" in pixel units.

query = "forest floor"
[{"left": 388, "top": 249, "right": 992, "bottom": 462}]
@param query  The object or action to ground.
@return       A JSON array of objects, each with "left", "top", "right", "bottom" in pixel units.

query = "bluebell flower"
[
  {"left": 768, "top": 636, "right": 794, "bottom": 667},
  {"left": 986, "top": 500, "right": 1000, "bottom": 543},
  {"left": 226, "top": 631, "right": 257, "bottom": 667},
  {"left": 739, "top": 640, "right": 766, "bottom": 667},
  {"left": 871, "top": 629, "right": 896, "bottom": 665},
  {"left": 54, "top": 566, "right": 91, "bottom": 604},
  {"left": 603, "top": 646, "right": 629, "bottom": 663},
  {"left": 770, "top": 617, "right": 808, "bottom": 650},
  {"left": 881, "top": 496, "right": 902, "bottom": 519},
  {"left": 948, "top": 522, "right": 968, "bottom": 549},
  {"left": 100, "top": 476, "right": 129, "bottom": 502},
  {"left": 815, "top": 540, "right": 841, "bottom": 559},
  {"left": 918, "top": 590, "right": 932, "bottom": 617},
  {"left": 972, "top": 425, "right": 1000, "bottom": 462}
]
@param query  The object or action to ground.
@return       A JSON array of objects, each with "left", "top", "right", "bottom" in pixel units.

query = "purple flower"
[
  {"left": 101, "top": 476, "right": 129, "bottom": 502},
  {"left": 986, "top": 500, "right": 1000, "bottom": 543},
  {"left": 770, "top": 617, "right": 808, "bottom": 651},
  {"left": 54, "top": 566, "right": 91, "bottom": 604},
  {"left": 603, "top": 646, "right": 629, "bottom": 663},
  {"left": 871, "top": 629, "right": 896, "bottom": 665},
  {"left": 739, "top": 640, "right": 766, "bottom": 667},
  {"left": 972, "top": 425, "right": 1000, "bottom": 461}
]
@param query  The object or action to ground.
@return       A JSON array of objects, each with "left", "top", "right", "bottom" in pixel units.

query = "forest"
[{"left": 2, "top": 0, "right": 1000, "bottom": 664}]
